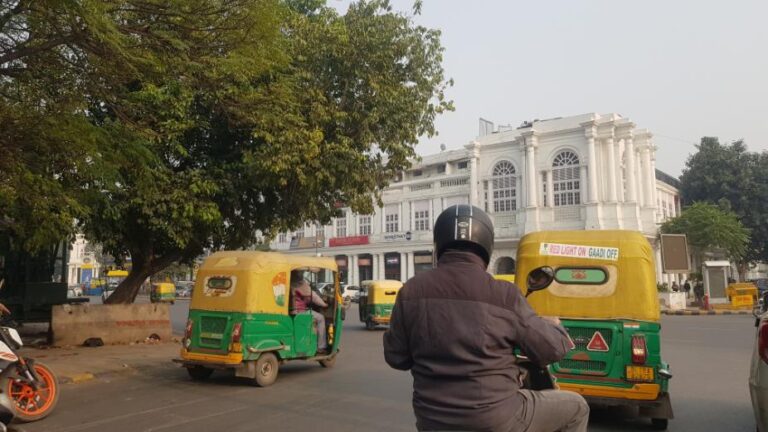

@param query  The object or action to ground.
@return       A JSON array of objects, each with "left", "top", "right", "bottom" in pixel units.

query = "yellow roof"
[
  {"left": 191, "top": 251, "right": 338, "bottom": 314},
  {"left": 360, "top": 280, "right": 404, "bottom": 289},
  {"left": 199, "top": 251, "right": 338, "bottom": 273},
  {"left": 517, "top": 230, "right": 659, "bottom": 322}
]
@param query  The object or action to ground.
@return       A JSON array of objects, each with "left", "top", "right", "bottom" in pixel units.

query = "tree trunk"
[{"left": 105, "top": 249, "right": 182, "bottom": 304}]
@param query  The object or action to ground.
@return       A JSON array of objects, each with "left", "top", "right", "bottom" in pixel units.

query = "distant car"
[
  {"left": 343, "top": 285, "right": 360, "bottom": 303},
  {"left": 175, "top": 281, "right": 194, "bottom": 298},
  {"left": 750, "top": 296, "right": 768, "bottom": 432},
  {"left": 67, "top": 285, "right": 83, "bottom": 298}
]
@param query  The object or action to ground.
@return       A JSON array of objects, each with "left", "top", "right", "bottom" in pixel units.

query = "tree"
[
  {"left": 79, "top": 0, "right": 452, "bottom": 303},
  {"left": 660, "top": 202, "right": 750, "bottom": 267},
  {"left": 680, "top": 137, "right": 768, "bottom": 264}
]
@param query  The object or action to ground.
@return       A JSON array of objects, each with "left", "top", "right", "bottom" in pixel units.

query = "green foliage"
[
  {"left": 680, "top": 137, "right": 768, "bottom": 262},
  {"left": 1, "top": 0, "right": 451, "bottom": 302},
  {"left": 660, "top": 202, "right": 750, "bottom": 261}
]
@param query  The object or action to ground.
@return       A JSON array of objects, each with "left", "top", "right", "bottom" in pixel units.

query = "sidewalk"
[
  {"left": 21, "top": 342, "right": 181, "bottom": 384},
  {"left": 661, "top": 307, "right": 752, "bottom": 316}
]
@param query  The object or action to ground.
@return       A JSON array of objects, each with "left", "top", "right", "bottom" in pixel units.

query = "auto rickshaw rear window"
[
  {"left": 555, "top": 268, "right": 608, "bottom": 285},
  {"left": 204, "top": 276, "right": 236, "bottom": 297}
]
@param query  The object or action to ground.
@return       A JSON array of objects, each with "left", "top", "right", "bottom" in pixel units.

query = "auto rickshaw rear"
[
  {"left": 358, "top": 280, "right": 402, "bottom": 330},
  {"left": 517, "top": 230, "right": 673, "bottom": 430},
  {"left": 177, "top": 251, "right": 343, "bottom": 386}
]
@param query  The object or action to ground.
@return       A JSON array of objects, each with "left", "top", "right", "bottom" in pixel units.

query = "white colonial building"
[{"left": 271, "top": 113, "right": 682, "bottom": 286}]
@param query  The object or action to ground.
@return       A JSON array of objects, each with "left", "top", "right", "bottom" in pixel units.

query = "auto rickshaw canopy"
[
  {"left": 516, "top": 230, "right": 660, "bottom": 322},
  {"left": 152, "top": 282, "right": 175, "bottom": 294},
  {"left": 361, "top": 280, "right": 403, "bottom": 304},
  {"left": 190, "top": 251, "right": 338, "bottom": 314}
]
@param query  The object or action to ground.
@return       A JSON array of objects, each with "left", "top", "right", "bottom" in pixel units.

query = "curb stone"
[{"left": 661, "top": 309, "right": 752, "bottom": 316}]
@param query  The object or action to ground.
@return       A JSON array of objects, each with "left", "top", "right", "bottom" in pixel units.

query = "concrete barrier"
[{"left": 52, "top": 303, "right": 171, "bottom": 346}]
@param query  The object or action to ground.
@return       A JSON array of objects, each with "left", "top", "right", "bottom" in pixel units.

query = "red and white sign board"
[{"left": 586, "top": 331, "right": 610, "bottom": 352}]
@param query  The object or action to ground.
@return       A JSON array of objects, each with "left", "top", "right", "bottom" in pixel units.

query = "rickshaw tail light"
[
  {"left": 231, "top": 323, "right": 242, "bottom": 344},
  {"left": 759, "top": 321, "right": 768, "bottom": 364},
  {"left": 631, "top": 335, "right": 647, "bottom": 365}
]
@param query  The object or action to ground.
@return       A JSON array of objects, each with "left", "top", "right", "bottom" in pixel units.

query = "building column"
[
  {"left": 579, "top": 166, "right": 588, "bottom": 204},
  {"left": 606, "top": 137, "right": 617, "bottom": 202},
  {"left": 546, "top": 169, "right": 554, "bottom": 207},
  {"left": 649, "top": 141, "right": 659, "bottom": 208},
  {"left": 615, "top": 139, "right": 625, "bottom": 202},
  {"left": 625, "top": 136, "right": 638, "bottom": 202},
  {"left": 350, "top": 255, "right": 358, "bottom": 286},
  {"left": 469, "top": 144, "right": 480, "bottom": 207},
  {"left": 642, "top": 147, "right": 654, "bottom": 207},
  {"left": 406, "top": 252, "right": 414, "bottom": 279},
  {"left": 400, "top": 252, "right": 408, "bottom": 283},
  {"left": 655, "top": 247, "right": 664, "bottom": 285},
  {"left": 586, "top": 130, "right": 599, "bottom": 203},
  {"left": 524, "top": 134, "right": 538, "bottom": 207},
  {"left": 487, "top": 176, "right": 494, "bottom": 213}
]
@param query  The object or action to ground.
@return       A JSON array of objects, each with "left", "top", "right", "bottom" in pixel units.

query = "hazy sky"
[{"left": 332, "top": 0, "right": 768, "bottom": 176}]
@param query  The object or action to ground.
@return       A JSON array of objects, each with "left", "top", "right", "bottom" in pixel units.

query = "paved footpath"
[{"left": 22, "top": 342, "right": 180, "bottom": 385}]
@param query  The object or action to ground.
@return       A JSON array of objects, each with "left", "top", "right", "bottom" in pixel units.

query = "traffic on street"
[{"left": 17, "top": 303, "right": 760, "bottom": 432}]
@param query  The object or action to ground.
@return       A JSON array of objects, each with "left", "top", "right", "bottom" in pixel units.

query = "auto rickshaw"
[
  {"left": 516, "top": 230, "right": 673, "bottom": 430},
  {"left": 176, "top": 251, "right": 343, "bottom": 386},
  {"left": 150, "top": 282, "right": 176, "bottom": 304},
  {"left": 358, "top": 280, "right": 402, "bottom": 330}
]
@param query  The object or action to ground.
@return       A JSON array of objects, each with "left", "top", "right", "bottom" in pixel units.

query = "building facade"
[{"left": 271, "top": 113, "right": 683, "bottom": 285}]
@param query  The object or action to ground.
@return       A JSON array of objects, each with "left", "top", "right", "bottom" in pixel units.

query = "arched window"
[
  {"left": 495, "top": 257, "right": 516, "bottom": 274},
  {"left": 492, "top": 161, "right": 516, "bottom": 212},
  {"left": 552, "top": 151, "right": 581, "bottom": 207}
]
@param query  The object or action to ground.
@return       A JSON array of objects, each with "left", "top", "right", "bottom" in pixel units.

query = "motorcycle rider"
[{"left": 383, "top": 204, "right": 589, "bottom": 432}]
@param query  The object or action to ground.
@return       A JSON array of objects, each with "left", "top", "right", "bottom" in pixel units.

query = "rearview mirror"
[{"left": 526, "top": 267, "right": 554, "bottom": 296}]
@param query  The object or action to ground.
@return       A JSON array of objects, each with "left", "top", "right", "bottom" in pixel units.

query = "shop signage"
[
  {"left": 414, "top": 254, "right": 433, "bottom": 264},
  {"left": 329, "top": 235, "right": 369, "bottom": 247},
  {"left": 383, "top": 231, "right": 412, "bottom": 242},
  {"left": 290, "top": 236, "right": 324, "bottom": 250},
  {"left": 358, "top": 258, "right": 372, "bottom": 266},
  {"left": 385, "top": 256, "right": 400, "bottom": 265}
]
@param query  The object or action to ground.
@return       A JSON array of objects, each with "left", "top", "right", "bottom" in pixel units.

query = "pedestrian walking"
[{"left": 694, "top": 281, "right": 705, "bottom": 306}]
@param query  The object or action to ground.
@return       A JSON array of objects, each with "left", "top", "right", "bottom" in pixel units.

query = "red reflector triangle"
[{"left": 586, "top": 331, "right": 610, "bottom": 352}]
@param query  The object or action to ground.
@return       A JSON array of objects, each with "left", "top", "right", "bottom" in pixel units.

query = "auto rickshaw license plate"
[{"left": 626, "top": 366, "right": 654, "bottom": 382}]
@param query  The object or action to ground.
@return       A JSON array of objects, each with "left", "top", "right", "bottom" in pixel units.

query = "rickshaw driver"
[
  {"left": 291, "top": 276, "right": 329, "bottom": 353},
  {"left": 384, "top": 205, "right": 589, "bottom": 432}
]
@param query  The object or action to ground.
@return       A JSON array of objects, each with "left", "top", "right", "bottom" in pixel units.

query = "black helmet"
[{"left": 433, "top": 204, "right": 494, "bottom": 266}]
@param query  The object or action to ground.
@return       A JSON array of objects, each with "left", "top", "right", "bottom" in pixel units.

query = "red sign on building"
[{"left": 329, "top": 235, "right": 370, "bottom": 247}]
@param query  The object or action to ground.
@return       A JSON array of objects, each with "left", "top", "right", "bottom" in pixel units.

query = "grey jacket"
[{"left": 383, "top": 251, "right": 571, "bottom": 431}]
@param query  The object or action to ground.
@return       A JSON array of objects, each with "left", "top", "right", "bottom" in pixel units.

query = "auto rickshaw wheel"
[
  {"left": 365, "top": 319, "right": 376, "bottom": 330},
  {"left": 319, "top": 355, "right": 337, "bottom": 368},
  {"left": 651, "top": 418, "right": 668, "bottom": 430},
  {"left": 253, "top": 353, "right": 279, "bottom": 387},
  {"left": 187, "top": 366, "right": 213, "bottom": 381}
]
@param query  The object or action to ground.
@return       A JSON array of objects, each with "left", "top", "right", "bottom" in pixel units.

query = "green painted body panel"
[
  {"left": 187, "top": 307, "right": 342, "bottom": 361},
  {"left": 359, "top": 302, "right": 394, "bottom": 322},
  {"left": 554, "top": 319, "right": 669, "bottom": 393}
]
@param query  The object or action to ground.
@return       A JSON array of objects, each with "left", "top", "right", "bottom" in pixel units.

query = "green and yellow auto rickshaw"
[
  {"left": 150, "top": 282, "right": 176, "bottom": 304},
  {"left": 177, "top": 251, "right": 343, "bottom": 386},
  {"left": 358, "top": 280, "right": 402, "bottom": 330},
  {"left": 517, "top": 230, "right": 673, "bottom": 430}
]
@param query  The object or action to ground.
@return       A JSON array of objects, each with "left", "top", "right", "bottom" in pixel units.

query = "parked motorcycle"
[{"left": 0, "top": 280, "right": 59, "bottom": 431}]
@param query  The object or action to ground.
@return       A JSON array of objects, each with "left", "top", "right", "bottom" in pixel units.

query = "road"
[{"left": 21, "top": 304, "right": 759, "bottom": 432}]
